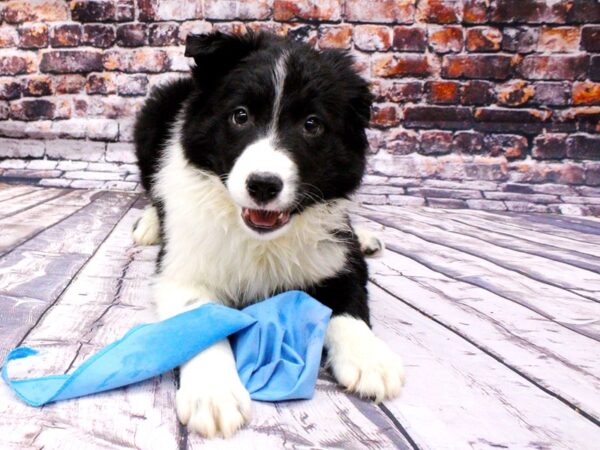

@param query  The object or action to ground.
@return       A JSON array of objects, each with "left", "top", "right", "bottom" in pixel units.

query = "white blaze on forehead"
[
  {"left": 226, "top": 137, "right": 298, "bottom": 210},
  {"left": 269, "top": 51, "right": 288, "bottom": 134}
]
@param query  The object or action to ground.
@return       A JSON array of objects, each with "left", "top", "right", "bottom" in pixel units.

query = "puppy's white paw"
[
  {"left": 354, "top": 226, "right": 385, "bottom": 258},
  {"left": 326, "top": 315, "right": 404, "bottom": 402},
  {"left": 132, "top": 206, "right": 161, "bottom": 246},
  {"left": 176, "top": 376, "right": 251, "bottom": 438}
]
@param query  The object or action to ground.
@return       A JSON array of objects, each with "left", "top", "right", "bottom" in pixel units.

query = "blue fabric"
[{"left": 2, "top": 291, "right": 331, "bottom": 406}]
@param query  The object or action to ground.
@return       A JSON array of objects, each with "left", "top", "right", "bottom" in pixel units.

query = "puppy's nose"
[{"left": 246, "top": 173, "right": 283, "bottom": 204}]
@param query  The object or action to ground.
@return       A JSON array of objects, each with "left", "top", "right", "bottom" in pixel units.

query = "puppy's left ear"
[{"left": 185, "top": 31, "right": 264, "bottom": 88}]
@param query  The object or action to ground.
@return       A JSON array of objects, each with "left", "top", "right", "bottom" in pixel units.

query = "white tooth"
[{"left": 278, "top": 212, "right": 283, "bottom": 219}]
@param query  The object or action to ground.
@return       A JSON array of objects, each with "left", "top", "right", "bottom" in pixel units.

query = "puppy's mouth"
[{"left": 242, "top": 208, "right": 291, "bottom": 233}]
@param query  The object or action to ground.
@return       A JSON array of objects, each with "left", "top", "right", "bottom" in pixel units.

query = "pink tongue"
[{"left": 249, "top": 210, "right": 278, "bottom": 227}]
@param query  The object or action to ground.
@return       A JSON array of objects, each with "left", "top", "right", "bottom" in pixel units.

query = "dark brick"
[
  {"left": 475, "top": 107, "right": 551, "bottom": 123},
  {"left": 533, "top": 82, "right": 569, "bottom": 106},
  {"left": 463, "top": 0, "right": 488, "bottom": 23},
  {"left": 419, "top": 130, "right": 453, "bottom": 155},
  {"left": 428, "top": 26, "right": 463, "bottom": 53},
  {"left": 582, "top": 26, "right": 600, "bottom": 53},
  {"left": 518, "top": 55, "right": 589, "bottom": 81},
  {"left": 417, "top": 0, "right": 462, "bottom": 24},
  {"left": 465, "top": 27, "right": 502, "bottom": 52},
  {"left": 10, "top": 99, "right": 55, "bottom": 120},
  {"left": 567, "top": 135, "right": 600, "bottom": 160},
  {"left": 425, "top": 81, "right": 460, "bottom": 104},
  {"left": 484, "top": 134, "right": 528, "bottom": 159},
  {"left": 378, "top": 81, "right": 422, "bottom": 103},
  {"left": 497, "top": 81, "right": 534, "bottom": 106},
  {"left": 566, "top": 0, "right": 600, "bottom": 23},
  {"left": 490, "top": 0, "right": 569, "bottom": 24},
  {"left": 587, "top": 164, "right": 600, "bottom": 186},
  {"left": 461, "top": 80, "right": 493, "bottom": 105},
  {"left": 17, "top": 23, "right": 48, "bottom": 49},
  {"left": 372, "top": 54, "right": 431, "bottom": 78},
  {"left": 149, "top": 23, "right": 179, "bottom": 46},
  {"left": 71, "top": 0, "right": 116, "bottom": 22},
  {"left": 404, "top": 106, "right": 473, "bottom": 130},
  {"left": 23, "top": 76, "right": 53, "bottom": 96},
  {"left": 86, "top": 73, "right": 116, "bottom": 95},
  {"left": 116, "top": 0, "right": 135, "bottom": 21},
  {"left": 532, "top": 134, "right": 567, "bottom": 159},
  {"left": 116, "top": 23, "right": 147, "bottom": 47},
  {"left": 50, "top": 24, "right": 82, "bottom": 47},
  {"left": 345, "top": 0, "right": 414, "bottom": 24},
  {"left": 82, "top": 24, "right": 116, "bottom": 48},
  {"left": 392, "top": 26, "right": 426, "bottom": 52},
  {"left": 591, "top": 56, "right": 600, "bottom": 82},
  {"left": 371, "top": 104, "right": 400, "bottom": 128},
  {"left": 502, "top": 27, "right": 539, "bottom": 53},
  {"left": 0, "top": 80, "right": 22, "bottom": 101},
  {"left": 453, "top": 131, "right": 484, "bottom": 153},
  {"left": 40, "top": 51, "right": 103, "bottom": 73},
  {"left": 0, "top": 55, "right": 34, "bottom": 75},
  {"left": 442, "top": 55, "right": 513, "bottom": 80},
  {"left": 54, "top": 75, "right": 86, "bottom": 94}
]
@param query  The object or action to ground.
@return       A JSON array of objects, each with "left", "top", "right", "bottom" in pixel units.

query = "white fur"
[
  {"left": 325, "top": 315, "right": 404, "bottom": 402},
  {"left": 354, "top": 226, "right": 385, "bottom": 258},
  {"left": 132, "top": 205, "right": 161, "bottom": 245}
]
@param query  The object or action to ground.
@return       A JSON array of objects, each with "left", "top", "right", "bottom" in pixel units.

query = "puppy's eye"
[
  {"left": 232, "top": 107, "right": 249, "bottom": 126},
  {"left": 303, "top": 116, "right": 323, "bottom": 136}
]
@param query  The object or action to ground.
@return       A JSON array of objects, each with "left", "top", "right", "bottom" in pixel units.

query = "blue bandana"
[{"left": 2, "top": 291, "right": 331, "bottom": 406}]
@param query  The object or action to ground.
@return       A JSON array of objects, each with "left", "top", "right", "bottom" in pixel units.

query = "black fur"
[{"left": 134, "top": 31, "right": 373, "bottom": 324}]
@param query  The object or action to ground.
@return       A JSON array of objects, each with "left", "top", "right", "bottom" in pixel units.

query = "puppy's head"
[{"left": 182, "top": 31, "right": 372, "bottom": 239}]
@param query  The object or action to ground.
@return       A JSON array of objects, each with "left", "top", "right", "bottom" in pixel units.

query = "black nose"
[{"left": 246, "top": 173, "right": 283, "bottom": 204}]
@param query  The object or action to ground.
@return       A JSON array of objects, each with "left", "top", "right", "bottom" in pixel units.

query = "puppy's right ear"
[{"left": 185, "top": 31, "right": 263, "bottom": 88}]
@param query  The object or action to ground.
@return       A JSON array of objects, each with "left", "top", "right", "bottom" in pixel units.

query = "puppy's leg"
[
  {"left": 154, "top": 280, "right": 251, "bottom": 438},
  {"left": 133, "top": 205, "right": 161, "bottom": 246},
  {"left": 354, "top": 226, "right": 385, "bottom": 258}
]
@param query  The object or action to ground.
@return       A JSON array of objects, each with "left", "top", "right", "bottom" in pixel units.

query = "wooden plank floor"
[{"left": 0, "top": 182, "right": 599, "bottom": 450}]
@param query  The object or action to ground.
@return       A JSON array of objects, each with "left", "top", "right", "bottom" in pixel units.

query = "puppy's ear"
[{"left": 185, "top": 31, "right": 263, "bottom": 88}]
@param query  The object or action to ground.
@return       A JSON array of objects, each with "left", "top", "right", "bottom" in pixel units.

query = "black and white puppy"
[{"left": 132, "top": 31, "right": 403, "bottom": 438}]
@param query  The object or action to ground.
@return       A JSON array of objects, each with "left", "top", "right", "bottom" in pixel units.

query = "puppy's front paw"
[
  {"left": 326, "top": 316, "right": 404, "bottom": 402},
  {"left": 176, "top": 376, "right": 251, "bottom": 438}
]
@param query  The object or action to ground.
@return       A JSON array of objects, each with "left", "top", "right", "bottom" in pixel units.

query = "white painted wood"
[
  {"left": 0, "top": 184, "right": 40, "bottom": 203},
  {"left": 0, "top": 188, "right": 67, "bottom": 219}
]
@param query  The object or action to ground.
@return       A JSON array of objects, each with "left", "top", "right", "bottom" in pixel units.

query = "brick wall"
[{"left": 0, "top": 1, "right": 599, "bottom": 215}]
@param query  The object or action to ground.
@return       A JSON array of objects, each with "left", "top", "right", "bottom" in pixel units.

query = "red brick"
[
  {"left": 419, "top": 130, "right": 453, "bottom": 155},
  {"left": 382, "top": 128, "right": 419, "bottom": 155},
  {"left": 429, "top": 26, "right": 463, "bottom": 53},
  {"left": 50, "top": 24, "right": 82, "bottom": 47},
  {"left": 54, "top": 74, "right": 86, "bottom": 94},
  {"left": 573, "top": 82, "right": 600, "bottom": 106},
  {"left": 567, "top": 0, "right": 600, "bottom": 23},
  {"left": 371, "top": 104, "right": 400, "bottom": 128},
  {"left": 372, "top": 54, "right": 431, "bottom": 78},
  {"left": 532, "top": 134, "right": 567, "bottom": 159},
  {"left": 453, "top": 131, "right": 484, "bottom": 153},
  {"left": 0, "top": 26, "right": 18, "bottom": 47},
  {"left": 518, "top": 55, "right": 589, "bottom": 81},
  {"left": 274, "top": 0, "right": 341, "bottom": 22},
  {"left": 463, "top": 0, "right": 488, "bottom": 23},
  {"left": 461, "top": 80, "right": 493, "bottom": 105},
  {"left": 502, "top": 27, "right": 539, "bottom": 53},
  {"left": 345, "top": 0, "right": 414, "bottom": 24},
  {"left": 205, "top": 0, "right": 271, "bottom": 20},
  {"left": 40, "top": 50, "right": 103, "bottom": 73},
  {"left": 82, "top": 24, "right": 116, "bottom": 48},
  {"left": 443, "top": 55, "right": 514, "bottom": 80},
  {"left": 116, "top": 0, "right": 135, "bottom": 21},
  {"left": 538, "top": 27, "right": 580, "bottom": 53},
  {"left": 490, "top": 0, "right": 569, "bottom": 24},
  {"left": 484, "top": 134, "right": 527, "bottom": 159},
  {"left": 425, "top": 81, "right": 460, "bottom": 104},
  {"left": 103, "top": 49, "right": 170, "bottom": 73},
  {"left": 86, "top": 73, "right": 117, "bottom": 95},
  {"left": 71, "top": 0, "right": 116, "bottom": 22},
  {"left": 392, "top": 26, "right": 426, "bottom": 52},
  {"left": 10, "top": 99, "right": 56, "bottom": 120},
  {"left": 497, "top": 81, "right": 535, "bottom": 106},
  {"left": 354, "top": 25, "right": 391, "bottom": 52},
  {"left": 532, "top": 82, "right": 569, "bottom": 106},
  {"left": 417, "top": 0, "right": 462, "bottom": 23},
  {"left": 17, "top": 23, "right": 48, "bottom": 49},
  {"left": 149, "top": 23, "right": 179, "bottom": 46},
  {"left": 116, "top": 23, "right": 147, "bottom": 47},
  {"left": 318, "top": 25, "right": 352, "bottom": 49},
  {"left": 465, "top": 27, "right": 502, "bottom": 52},
  {"left": 404, "top": 106, "right": 472, "bottom": 129},
  {"left": 23, "top": 75, "right": 53, "bottom": 96},
  {"left": 582, "top": 26, "right": 600, "bottom": 53},
  {"left": 0, "top": 80, "right": 22, "bottom": 100},
  {"left": 0, "top": 54, "right": 36, "bottom": 75},
  {"left": 377, "top": 81, "right": 422, "bottom": 103},
  {"left": 567, "top": 134, "right": 600, "bottom": 160},
  {"left": 2, "top": 1, "right": 68, "bottom": 23},
  {"left": 138, "top": 0, "right": 203, "bottom": 21}
]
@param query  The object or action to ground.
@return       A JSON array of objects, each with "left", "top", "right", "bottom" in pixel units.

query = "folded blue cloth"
[{"left": 2, "top": 291, "right": 331, "bottom": 406}]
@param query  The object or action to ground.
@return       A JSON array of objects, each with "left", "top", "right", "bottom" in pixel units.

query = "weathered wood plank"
[
  {"left": 360, "top": 208, "right": 600, "bottom": 295},
  {"left": 355, "top": 214, "right": 600, "bottom": 341},
  {"left": 0, "top": 184, "right": 40, "bottom": 203},
  {"left": 369, "top": 284, "right": 600, "bottom": 450},
  {"left": 0, "top": 188, "right": 68, "bottom": 219},
  {"left": 0, "top": 200, "right": 182, "bottom": 450}
]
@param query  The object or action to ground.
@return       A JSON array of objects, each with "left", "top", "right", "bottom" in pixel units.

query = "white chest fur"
[{"left": 153, "top": 141, "right": 349, "bottom": 306}]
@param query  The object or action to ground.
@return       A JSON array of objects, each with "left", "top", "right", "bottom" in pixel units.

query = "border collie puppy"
[{"left": 132, "top": 31, "right": 404, "bottom": 438}]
